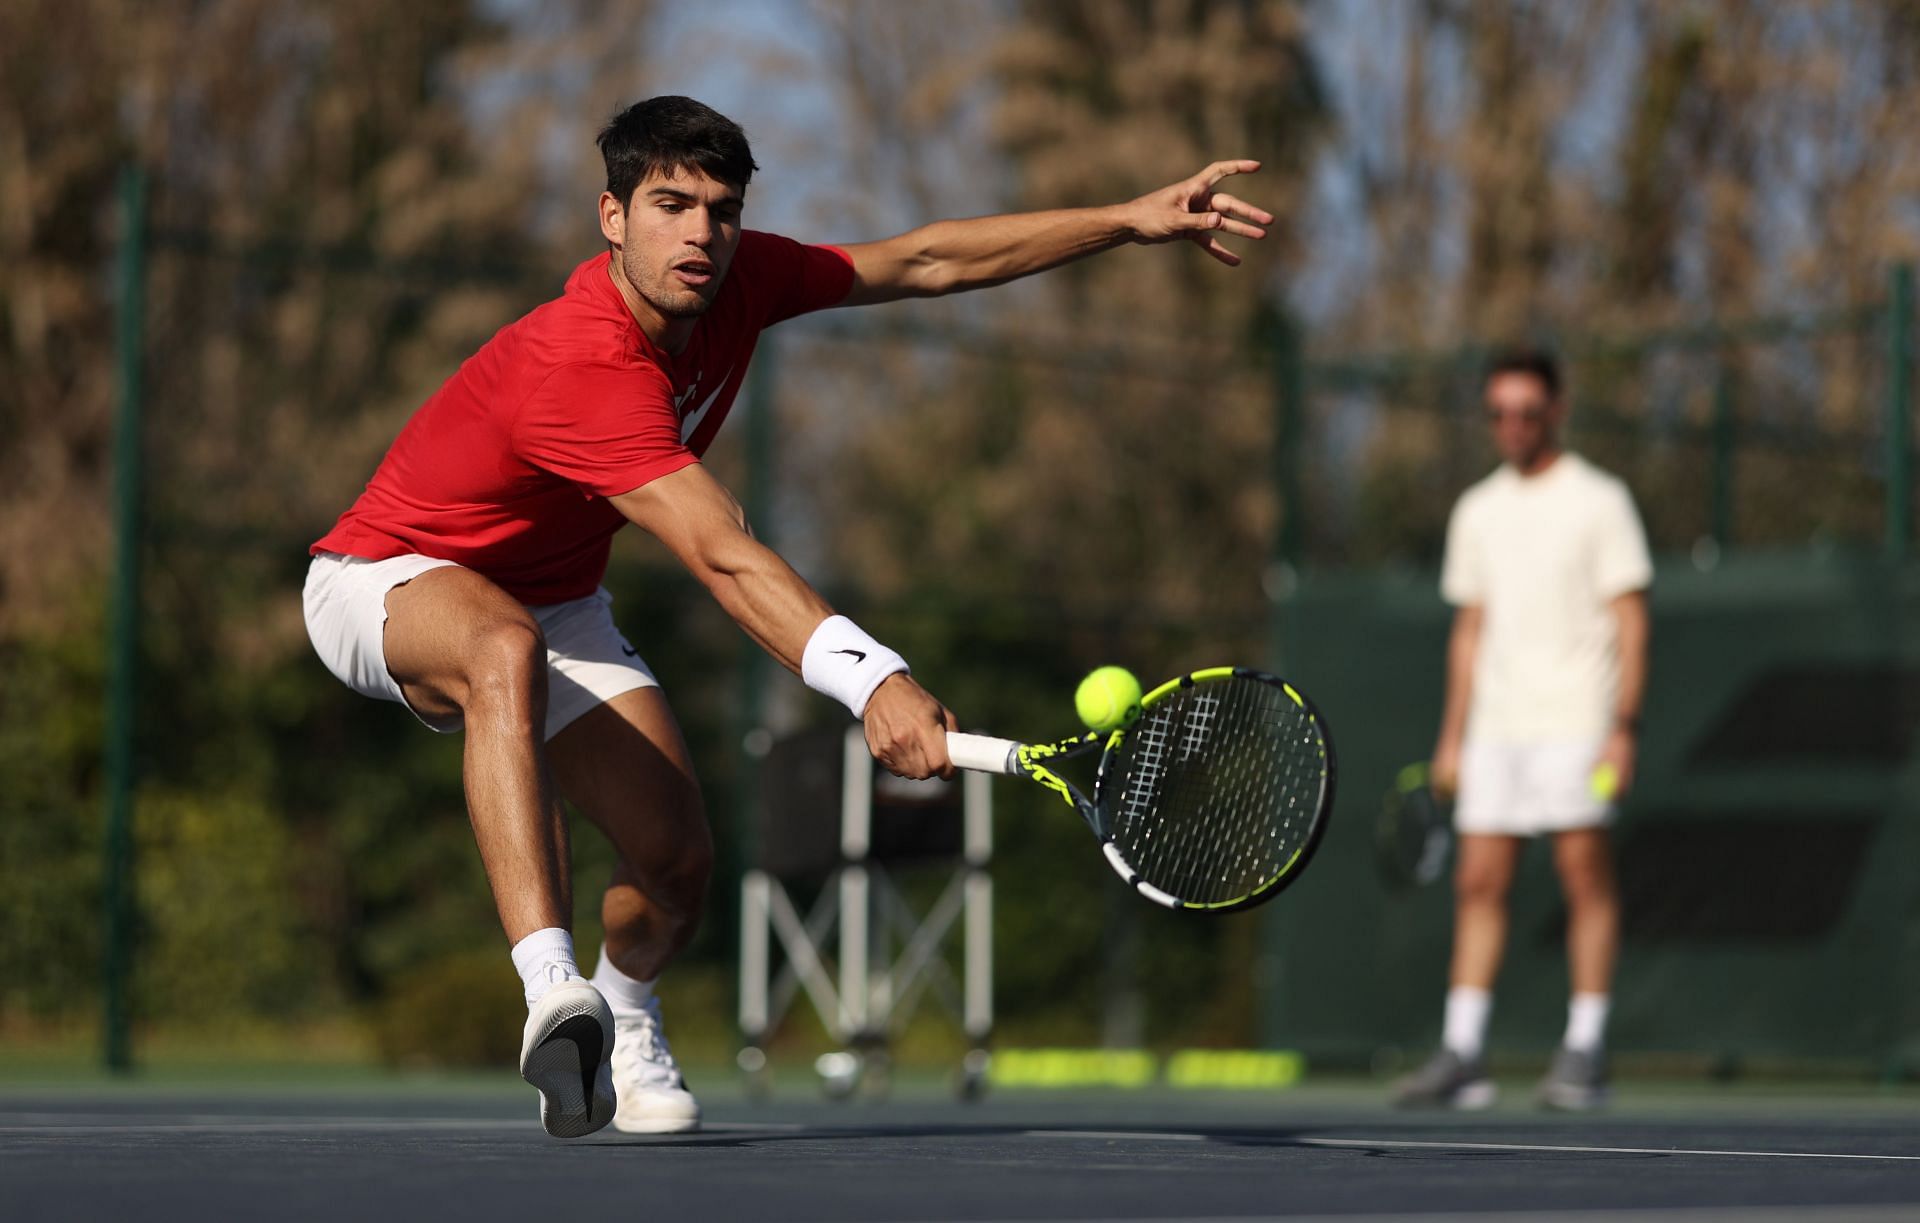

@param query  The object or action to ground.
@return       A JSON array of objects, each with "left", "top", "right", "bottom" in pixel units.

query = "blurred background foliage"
[{"left": 3, "top": 0, "right": 1917, "bottom": 1067}]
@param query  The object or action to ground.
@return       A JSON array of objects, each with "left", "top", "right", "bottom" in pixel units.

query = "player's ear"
[{"left": 598, "top": 191, "right": 626, "bottom": 247}]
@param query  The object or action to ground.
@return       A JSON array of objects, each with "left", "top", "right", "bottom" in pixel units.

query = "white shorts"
[
  {"left": 1454, "top": 736, "right": 1613, "bottom": 837},
  {"left": 301, "top": 552, "right": 659, "bottom": 741}
]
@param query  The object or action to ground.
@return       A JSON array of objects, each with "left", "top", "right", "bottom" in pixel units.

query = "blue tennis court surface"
[{"left": 5, "top": 1077, "right": 1917, "bottom": 1220}]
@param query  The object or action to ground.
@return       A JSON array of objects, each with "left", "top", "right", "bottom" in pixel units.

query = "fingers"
[
  {"left": 1173, "top": 208, "right": 1267, "bottom": 241},
  {"left": 1196, "top": 159, "right": 1261, "bottom": 189},
  {"left": 1166, "top": 195, "right": 1266, "bottom": 266},
  {"left": 1186, "top": 231, "right": 1243, "bottom": 266},
  {"left": 1208, "top": 191, "right": 1275, "bottom": 227},
  {"left": 925, "top": 712, "right": 955, "bottom": 778},
  {"left": 863, "top": 684, "right": 957, "bottom": 779}
]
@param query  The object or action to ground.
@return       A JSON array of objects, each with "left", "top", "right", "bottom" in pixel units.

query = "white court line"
[
  {"left": 0, "top": 1115, "right": 807, "bottom": 1136},
  {"left": 1297, "top": 1135, "right": 1920, "bottom": 1162},
  {"left": 0, "top": 1116, "right": 529, "bottom": 1134},
  {"left": 1024, "top": 1129, "right": 1207, "bottom": 1142},
  {"left": 1013, "top": 1127, "right": 1920, "bottom": 1163},
  {"left": 3, "top": 1117, "right": 1914, "bottom": 1165},
  {"left": 936, "top": 1210, "right": 1920, "bottom": 1223}
]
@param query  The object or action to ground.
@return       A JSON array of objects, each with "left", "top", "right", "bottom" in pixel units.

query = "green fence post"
[
  {"left": 1269, "top": 316, "right": 1305, "bottom": 669},
  {"left": 1889, "top": 263, "right": 1914, "bottom": 562},
  {"left": 731, "top": 337, "right": 777, "bottom": 875},
  {"left": 1711, "top": 357, "right": 1735, "bottom": 550},
  {"left": 103, "top": 163, "right": 147, "bottom": 1074},
  {"left": 1260, "top": 314, "right": 1306, "bottom": 1052}
]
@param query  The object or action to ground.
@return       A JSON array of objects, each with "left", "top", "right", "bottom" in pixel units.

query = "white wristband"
[{"left": 801, "top": 615, "right": 909, "bottom": 718}]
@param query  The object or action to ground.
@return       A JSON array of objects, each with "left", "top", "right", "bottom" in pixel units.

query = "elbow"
[
  {"left": 905, "top": 256, "right": 957, "bottom": 298},
  {"left": 686, "top": 540, "right": 751, "bottom": 591},
  {"left": 682, "top": 522, "right": 761, "bottom": 594}
]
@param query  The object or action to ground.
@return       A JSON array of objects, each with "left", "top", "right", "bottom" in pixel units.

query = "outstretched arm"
[
  {"left": 835, "top": 160, "right": 1273, "bottom": 306},
  {"left": 612, "top": 463, "right": 957, "bottom": 778}
]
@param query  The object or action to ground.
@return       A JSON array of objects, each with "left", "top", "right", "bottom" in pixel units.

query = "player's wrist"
[
  {"left": 802, "top": 614, "right": 909, "bottom": 719},
  {"left": 1609, "top": 713, "right": 1640, "bottom": 735},
  {"left": 1110, "top": 200, "right": 1151, "bottom": 244}
]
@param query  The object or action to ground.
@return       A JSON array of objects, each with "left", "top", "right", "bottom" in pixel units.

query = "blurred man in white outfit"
[{"left": 1395, "top": 350, "right": 1651, "bottom": 1111}]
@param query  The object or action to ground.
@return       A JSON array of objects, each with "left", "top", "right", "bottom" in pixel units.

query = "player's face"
[
  {"left": 606, "top": 169, "right": 744, "bottom": 321},
  {"left": 1483, "top": 371, "right": 1562, "bottom": 470}
]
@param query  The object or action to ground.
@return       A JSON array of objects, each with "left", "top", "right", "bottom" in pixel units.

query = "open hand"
[{"left": 1125, "top": 161, "right": 1273, "bottom": 266}]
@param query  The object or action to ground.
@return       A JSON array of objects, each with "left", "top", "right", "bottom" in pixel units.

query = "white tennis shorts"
[
  {"left": 1454, "top": 736, "right": 1613, "bottom": 837},
  {"left": 302, "top": 552, "right": 659, "bottom": 741}
]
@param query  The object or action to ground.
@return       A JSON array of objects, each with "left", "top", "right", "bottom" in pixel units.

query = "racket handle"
[{"left": 946, "top": 732, "right": 1022, "bottom": 776}]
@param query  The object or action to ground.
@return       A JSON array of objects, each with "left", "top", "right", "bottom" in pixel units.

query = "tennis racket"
[
  {"left": 1373, "top": 761, "right": 1453, "bottom": 891},
  {"left": 945, "top": 666, "right": 1335, "bottom": 913}
]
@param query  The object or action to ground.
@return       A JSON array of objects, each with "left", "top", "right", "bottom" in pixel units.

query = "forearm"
[
  {"left": 1610, "top": 595, "right": 1650, "bottom": 728},
  {"left": 691, "top": 537, "right": 835, "bottom": 676},
  {"left": 847, "top": 205, "right": 1135, "bottom": 302},
  {"left": 613, "top": 466, "right": 834, "bottom": 674},
  {"left": 1438, "top": 610, "right": 1481, "bottom": 744}
]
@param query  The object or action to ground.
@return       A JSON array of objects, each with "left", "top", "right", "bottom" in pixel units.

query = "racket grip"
[{"left": 946, "top": 732, "right": 1022, "bottom": 776}]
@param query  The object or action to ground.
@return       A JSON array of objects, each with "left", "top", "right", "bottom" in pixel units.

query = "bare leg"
[
  {"left": 546, "top": 687, "right": 713, "bottom": 982},
  {"left": 381, "top": 566, "right": 571, "bottom": 942},
  {"left": 1450, "top": 833, "right": 1524, "bottom": 989},
  {"left": 1552, "top": 827, "right": 1619, "bottom": 995}
]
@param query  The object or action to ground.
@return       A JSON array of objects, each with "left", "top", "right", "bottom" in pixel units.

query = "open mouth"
[{"left": 672, "top": 262, "right": 716, "bottom": 287}]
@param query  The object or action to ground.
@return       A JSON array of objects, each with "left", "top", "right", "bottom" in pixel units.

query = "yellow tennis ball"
[
  {"left": 1075, "top": 666, "right": 1143, "bottom": 733},
  {"left": 1590, "top": 762, "right": 1620, "bottom": 801}
]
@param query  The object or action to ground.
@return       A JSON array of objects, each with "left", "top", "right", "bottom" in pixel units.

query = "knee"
[
  {"left": 1557, "top": 857, "right": 1617, "bottom": 908},
  {"left": 462, "top": 618, "right": 547, "bottom": 712},
  {"left": 1455, "top": 862, "right": 1512, "bottom": 908},
  {"left": 667, "top": 816, "right": 715, "bottom": 902},
  {"left": 624, "top": 801, "right": 714, "bottom": 913}
]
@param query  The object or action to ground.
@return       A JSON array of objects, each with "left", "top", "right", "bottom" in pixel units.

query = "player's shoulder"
[
  {"left": 738, "top": 228, "right": 798, "bottom": 254},
  {"left": 731, "top": 229, "right": 809, "bottom": 277},
  {"left": 1559, "top": 453, "right": 1638, "bottom": 505},
  {"left": 1452, "top": 466, "right": 1510, "bottom": 517},
  {"left": 518, "top": 254, "right": 665, "bottom": 368}
]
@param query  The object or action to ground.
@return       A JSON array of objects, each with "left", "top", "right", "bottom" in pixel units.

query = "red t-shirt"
[{"left": 312, "top": 232, "right": 854, "bottom": 604}]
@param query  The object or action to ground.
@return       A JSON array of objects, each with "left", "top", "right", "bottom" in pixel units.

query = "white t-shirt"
[{"left": 1440, "top": 453, "right": 1652, "bottom": 743}]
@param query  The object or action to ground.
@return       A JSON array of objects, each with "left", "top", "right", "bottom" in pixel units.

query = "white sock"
[
  {"left": 510, "top": 927, "right": 581, "bottom": 1007},
  {"left": 1442, "top": 985, "right": 1493, "bottom": 1060},
  {"left": 1564, "top": 993, "right": 1610, "bottom": 1053},
  {"left": 591, "top": 944, "right": 656, "bottom": 1016}
]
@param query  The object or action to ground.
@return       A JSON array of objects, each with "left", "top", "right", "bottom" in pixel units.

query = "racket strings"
[{"left": 1106, "top": 675, "right": 1328, "bottom": 906}]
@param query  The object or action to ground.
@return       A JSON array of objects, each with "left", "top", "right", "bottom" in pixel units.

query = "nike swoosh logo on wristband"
[{"left": 831, "top": 648, "right": 868, "bottom": 663}]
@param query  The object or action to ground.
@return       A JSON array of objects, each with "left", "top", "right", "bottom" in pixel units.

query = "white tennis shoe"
[
  {"left": 519, "top": 978, "right": 617, "bottom": 1139},
  {"left": 610, "top": 994, "right": 701, "bottom": 1133}
]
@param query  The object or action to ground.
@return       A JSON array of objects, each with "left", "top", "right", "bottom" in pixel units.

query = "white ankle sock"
[
  {"left": 510, "top": 927, "right": 581, "bottom": 1007},
  {"left": 1442, "top": 986, "right": 1493, "bottom": 1060},
  {"left": 591, "top": 944, "right": 656, "bottom": 1016},
  {"left": 1563, "top": 993, "right": 1610, "bottom": 1053}
]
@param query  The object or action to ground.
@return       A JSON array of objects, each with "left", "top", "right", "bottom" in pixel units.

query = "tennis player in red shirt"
[{"left": 304, "top": 96, "right": 1271, "bottom": 1138}]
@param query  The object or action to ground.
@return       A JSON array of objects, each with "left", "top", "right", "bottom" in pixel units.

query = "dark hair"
[
  {"left": 1483, "top": 347, "right": 1561, "bottom": 399},
  {"left": 597, "top": 96, "right": 758, "bottom": 207}
]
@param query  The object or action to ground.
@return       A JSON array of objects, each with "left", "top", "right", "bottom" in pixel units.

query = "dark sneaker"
[
  {"left": 1392, "top": 1048, "right": 1496, "bottom": 1109},
  {"left": 1537, "top": 1045, "right": 1610, "bottom": 1111}
]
